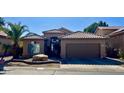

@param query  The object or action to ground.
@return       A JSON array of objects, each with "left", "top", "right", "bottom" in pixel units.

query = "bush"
[{"left": 118, "top": 49, "right": 124, "bottom": 59}]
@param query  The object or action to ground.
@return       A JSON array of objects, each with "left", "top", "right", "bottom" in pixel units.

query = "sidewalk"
[{"left": 2, "top": 64, "right": 124, "bottom": 75}]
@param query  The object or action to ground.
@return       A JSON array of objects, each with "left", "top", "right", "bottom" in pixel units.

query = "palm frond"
[{"left": 3, "top": 22, "right": 29, "bottom": 45}]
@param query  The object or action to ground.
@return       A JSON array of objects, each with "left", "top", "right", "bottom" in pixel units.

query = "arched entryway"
[{"left": 44, "top": 37, "right": 60, "bottom": 58}]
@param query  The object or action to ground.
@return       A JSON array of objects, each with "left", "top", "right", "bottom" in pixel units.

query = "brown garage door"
[{"left": 66, "top": 43, "right": 100, "bottom": 58}]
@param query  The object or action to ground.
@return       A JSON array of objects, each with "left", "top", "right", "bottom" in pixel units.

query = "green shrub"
[{"left": 118, "top": 49, "right": 124, "bottom": 59}]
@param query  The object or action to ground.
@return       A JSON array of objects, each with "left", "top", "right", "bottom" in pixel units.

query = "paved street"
[{"left": 1, "top": 64, "right": 124, "bottom": 75}]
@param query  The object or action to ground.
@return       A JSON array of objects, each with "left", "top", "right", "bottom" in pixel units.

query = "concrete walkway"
[{"left": 1, "top": 64, "right": 124, "bottom": 75}]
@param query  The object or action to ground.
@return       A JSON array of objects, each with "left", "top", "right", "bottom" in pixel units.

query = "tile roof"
[
  {"left": 43, "top": 27, "right": 72, "bottom": 34},
  {"left": 61, "top": 31, "right": 105, "bottom": 39},
  {"left": 97, "top": 26, "right": 124, "bottom": 30},
  {"left": 0, "top": 31, "right": 8, "bottom": 37},
  {"left": 22, "top": 32, "right": 43, "bottom": 40}
]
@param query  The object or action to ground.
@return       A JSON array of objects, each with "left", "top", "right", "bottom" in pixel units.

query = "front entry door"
[{"left": 44, "top": 37, "right": 60, "bottom": 58}]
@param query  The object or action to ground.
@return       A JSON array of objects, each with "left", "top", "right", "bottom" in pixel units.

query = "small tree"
[
  {"left": 84, "top": 21, "right": 109, "bottom": 33},
  {"left": 118, "top": 49, "right": 124, "bottom": 59}
]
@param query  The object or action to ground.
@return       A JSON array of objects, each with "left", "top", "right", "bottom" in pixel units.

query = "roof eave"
[
  {"left": 109, "top": 31, "right": 124, "bottom": 37},
  {"left": 61, "top": 37, "right": 106, "bottom": 40}
]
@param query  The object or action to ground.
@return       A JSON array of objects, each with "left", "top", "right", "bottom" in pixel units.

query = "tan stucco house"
[
  {"left": 22, "top": 27, "right": 106, "bottom": 58},
  {"left": 2, "top": 26, "right": 124, "bottom": 59}
]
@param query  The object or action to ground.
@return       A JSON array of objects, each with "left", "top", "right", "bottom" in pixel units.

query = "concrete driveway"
[{"left": 61, "top": 58, "right": 123, "bottom": 65}]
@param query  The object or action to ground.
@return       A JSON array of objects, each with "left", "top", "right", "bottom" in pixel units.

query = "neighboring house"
[
  {"left": 108, "top": 28, "right": 124, "bottom": 51},
  {"left": 95, "top": 26, "right": 123, "bottom": 36},
  {"left": 95, "top": 26, "right": 124, "bottom": 53},
  {"left": 0, "top": 31, "right": 12, "bottom": 56},
  {"left": 22, "top": 27, "right": 106, "bottom": 58}
]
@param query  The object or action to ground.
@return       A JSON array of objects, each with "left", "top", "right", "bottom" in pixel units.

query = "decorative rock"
[{"left": 33, "top": 54, "right": 48, "bottom": 61}]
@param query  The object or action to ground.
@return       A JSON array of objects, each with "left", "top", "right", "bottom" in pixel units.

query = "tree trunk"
[{"left": 12, "top": 43, "right": 20, "bottom": 59}]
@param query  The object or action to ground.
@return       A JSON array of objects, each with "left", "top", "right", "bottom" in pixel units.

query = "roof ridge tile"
[{"left": 61, "top": 31, "right": 105, "bottom": 39}]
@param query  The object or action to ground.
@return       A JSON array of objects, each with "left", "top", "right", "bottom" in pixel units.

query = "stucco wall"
[
  {"left": 109, "top": 34, "right": 124, "bottom": 51},
  {"left": 22, "top": 39, "right": 44, "bottom": 57},
  {"left": 61, "top": 39, "right": 106, "bottom": 58}
]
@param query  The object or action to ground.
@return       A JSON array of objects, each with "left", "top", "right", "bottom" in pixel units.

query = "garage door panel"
[{"left": 66, "top": 43, "right": 100, "bottom": 58}]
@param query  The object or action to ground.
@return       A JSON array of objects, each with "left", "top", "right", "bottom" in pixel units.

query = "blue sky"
[{"left": 4, "top": 17, "right": 124, "bottom": 34}]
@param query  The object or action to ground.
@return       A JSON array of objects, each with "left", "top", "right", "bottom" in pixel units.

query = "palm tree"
[{"left": 2, "top": 22, "right": 29, "bottom": 58}]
